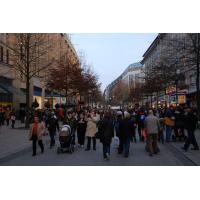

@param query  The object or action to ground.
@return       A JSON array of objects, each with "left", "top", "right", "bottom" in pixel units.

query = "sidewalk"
[
  {"left": 0, "top": 120, "right": 50, "bottom": 163},
  {"left": 170, "top": 129, "right": 200, "bottom": 165}
]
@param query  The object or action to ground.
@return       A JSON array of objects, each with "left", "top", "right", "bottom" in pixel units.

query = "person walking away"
[
  {"left": 48, "top": 112, "right": 57, "bottom": 148},
  {"left": 10, "top": 110, "right": 16, "bottom": 129},
  {"left": 182, "top": 107, "right": 199, "bottom": 151},
  {"left": 144, "top": 110, "right": 160, "bottom": 156},
  {"left": 5, "top": 108, "right": 11, "bottom": 126},
  {"left": 77, "top": 113, "right": 87, "bottom": 148},
  {"left": 98, "top": 111, "right": 114, "bottom": 160},
  {"left": 119, "top": 111, "right": 135, "bottom": 157},
  {"left": 85, "top": 111, "right": 99, "bottom": 151},
  {"left": 174, "top": 108, "right": 185, "bottom": 141},
  {"left": 115, "top": 111, "right": 123, "bottom": 154},
  {"left": 29, "top": 116, "right": 44, "bottom": 156},
  {"left": 158, "top": 118, "right": 165, "bottom": 144},
  {"left": 164, "top": 106, "right": 175, "bottom": 142},
  {"left": 136, "top": 109, "right": 146, "bottom": 142}
]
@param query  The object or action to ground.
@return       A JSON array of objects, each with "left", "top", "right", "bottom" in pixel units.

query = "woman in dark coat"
[
  {"left": 98, "top": 111, "right": 114, "bottom": 161},
  {"left": 77, "top": 113, "right": 87, "bottom": 148}
]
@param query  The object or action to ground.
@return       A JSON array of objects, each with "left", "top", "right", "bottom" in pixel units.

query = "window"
[
  {"left": 0, "top": 46, "right": 3, "bottom": 62},
  {"left": 6, "top": 49, "right": 9, "bottom": 64}
]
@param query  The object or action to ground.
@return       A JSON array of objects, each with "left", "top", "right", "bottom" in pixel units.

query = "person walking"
[
  {"left": 10, "top": 110, "right": 16, "bottom": 129},
  {"left": 29, "top": 116, "right": 44, "bottom": 156},
  {"left": 144, "top": 110, "right": 160, "bottom": 156},
  {"left": 85, "top": 111, "right": 99, "bottom": 151},
  {"left": 114, "top": 111, "right": 123, "bottom": 154},
  {"left": 48, "top": 112, "right": 57, "bottom": 148},
  {"left": 77, "top": 112, "right": 87, "bottom": 148},
  {"left": 136, "top": 109, "right": 146, "bottom": 142},
  {"left": 182, "top": 107, "right": 199, "bottom": 151},
  {"left": 98, "top": 111, "right": 114, "bottom": 160},
  {"left": 164, "top": 106, "right": 175, "bottom": 142},
  {"left": 5, "top": 108, "right": 10, "bottom": 126},
  {"left": 119, "top": 111, "right": 135, "bottom": 157}
]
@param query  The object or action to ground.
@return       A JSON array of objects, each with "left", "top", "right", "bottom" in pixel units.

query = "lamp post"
[{"left": 176, "top": 69, "right": 181, "bottom": 106}]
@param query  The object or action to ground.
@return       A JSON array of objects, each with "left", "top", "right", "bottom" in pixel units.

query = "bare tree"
[{"left": 9, "top": 33, "right": 54, "bottom": 127}]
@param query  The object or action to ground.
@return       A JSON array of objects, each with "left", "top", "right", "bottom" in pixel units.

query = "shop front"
[{"left": 33, "top": 86, "right": 43, "bottom": 109}]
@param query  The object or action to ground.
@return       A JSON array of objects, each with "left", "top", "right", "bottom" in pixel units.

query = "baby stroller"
[{"left": 57, "top": 125, "right": 74, "bottom": 154}]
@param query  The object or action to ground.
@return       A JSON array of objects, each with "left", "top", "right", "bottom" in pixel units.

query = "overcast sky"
[{"left": 70, "top": 33, "right": 157, "bottom": 91}]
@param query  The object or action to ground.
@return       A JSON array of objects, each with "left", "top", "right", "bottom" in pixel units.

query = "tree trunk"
[
  {"left": 196, "top": 33, "right": 200, "bottom": 119},
  {"left": 25, "top": 34, "right": 30, "bottom": 128}
]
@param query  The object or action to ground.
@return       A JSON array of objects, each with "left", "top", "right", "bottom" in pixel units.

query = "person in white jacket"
[{"left": 85, "top": 111, "right": 99, "bottom": 151}]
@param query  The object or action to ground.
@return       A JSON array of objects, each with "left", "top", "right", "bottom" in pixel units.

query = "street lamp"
[{"left": 175, "top": 69, "right": 181, "bottom": 105}]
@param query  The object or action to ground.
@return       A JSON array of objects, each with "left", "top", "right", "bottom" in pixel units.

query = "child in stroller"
[{"left": 57, "top": 125, "right": 74, "bottom": 154}]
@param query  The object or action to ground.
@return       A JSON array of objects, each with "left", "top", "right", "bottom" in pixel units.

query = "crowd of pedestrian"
[
  {"left": 1, "top": 104, "right": 200, "bottom": 160},
  {"left": 0, "top": 106, "right": 16, "bottom": 132}
]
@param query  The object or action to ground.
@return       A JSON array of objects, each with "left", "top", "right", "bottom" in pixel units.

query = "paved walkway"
[
  {"left": 170, "top": 129, "right": 200, "bottom": 165},
  {"left": 0, "top": 120, "right": 50, "bottom": 162}
]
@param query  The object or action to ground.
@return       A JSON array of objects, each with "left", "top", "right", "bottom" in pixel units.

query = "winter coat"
[
  {"left": 144, "top": 114, "right": 160, "bottom": 134},
  {"left": 119, "top": 118, "right": 135, "bottom": 141},
  {"left": 5, "top": 110, "right": 10, "bottom": 119},
  {"left": 85, "top": 116, "right": 99, "bottom": 137},
  {"left": 29, "top": 122, "right": 45, "bottom": 140},
  {"left": 114, "top": 116, "right": 123, "bottom": 137},
  {"left": 77, "top": 118, "right": 87, "bottom": 134},
  {"left": 184, "top": 112, "right": 198, "bottom": 131},
  {"left": 98, "top": 117, "right": 114, "bottom": 144},
  {"left": 48, "top": 117, "right": 57, "bottom": 133}
]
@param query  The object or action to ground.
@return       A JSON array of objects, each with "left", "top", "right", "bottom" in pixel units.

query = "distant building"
[{"left": 104, "top": 62, "right": 143, "bottom": 105}]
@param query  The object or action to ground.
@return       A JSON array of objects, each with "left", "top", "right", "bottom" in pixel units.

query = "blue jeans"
[
  {"left": 123, "top": 137, "right": 131, "bottom": 156},
  {"left": 166, "top": 126, "right": 172, "bottom": 142},
  {"left": 103, "top": 143, "right": 110, "bottom": 158}
]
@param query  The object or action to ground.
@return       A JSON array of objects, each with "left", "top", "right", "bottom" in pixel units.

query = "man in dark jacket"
[
  {"left": 119, "top": 111, "right": 135, "bottom": 157},
  {"left": 98, "top": 111, "right": 114, "bottom": 160},
  {"left": 48, "top": 113, "right": 57, "bottom": 148},
  {"left": 182, "top": 108, "right": 199, "bottom": 151}
]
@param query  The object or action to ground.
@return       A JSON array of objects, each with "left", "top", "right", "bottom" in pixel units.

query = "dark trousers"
[
  {"left": 49, "top": 131, "right": 56, "bottom": 147},
  {"left": 123, "top": 137, "right": 131, "bottom": 156},
  {"left": 77, "top": 131, "right": 85, "bottom": 145},
  {"left": 103, "top": 143, "right": 111, "bottom": 158},
  {"left": 6, "top": 119, "right": 9, "bottom": 126},
  {"left": 118, "top": 137, "right": 123, "bottom": 153},
  {"left": 184, "top": 130, "right": 199, "bottom": 150},
  {"left": 86, "top": 137, "right": 96, "bottom": 150},
  {"left": 71, "top": 130, "right": 76, "bottom": 145},
  {"left": 138, "top": 126, "right": 144, "bottom": 141},
  {"left": 11, "top": 120, "right": 15, "bottom": 128},
  {"left": 32, "top": 136, "right": 44, "bottom": 155}
]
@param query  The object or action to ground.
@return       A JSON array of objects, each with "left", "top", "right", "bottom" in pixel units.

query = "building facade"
[
  {"left": 104, "top": 62, "right": 143, "bottom": 106},
  {"left": 142, "top": 33, "right": 197, "bottom": 108},
  {"left": 0, "top": 33, "right": 79, "bottom": 112}
]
